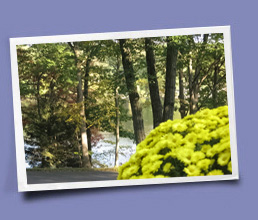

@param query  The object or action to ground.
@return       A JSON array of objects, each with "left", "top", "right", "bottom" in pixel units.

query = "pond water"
[
  {"left": 92, "top": 104, "right": 154, "bottom": 167},
  {"left": 92, "top": 131, "right": 136, "bottom": 167}
]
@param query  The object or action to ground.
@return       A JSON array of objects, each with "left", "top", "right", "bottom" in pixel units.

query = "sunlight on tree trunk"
[
  {"left": 84, "top": 57, "right": 92, "bottom": 164},
  {"left": 114, "top": 86, "right": 120, "bottom": 167},
  {"left": 68, "top": 42, "right": 91, "bottom": 168}
]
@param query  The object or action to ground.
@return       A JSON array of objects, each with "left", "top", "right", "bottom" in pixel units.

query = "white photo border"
[{"left": 10, "top": 26, "right": 239, "bottom": 192}]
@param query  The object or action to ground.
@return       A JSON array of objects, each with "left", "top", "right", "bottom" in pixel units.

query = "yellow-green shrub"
[{"left": 118, "top": 106, "right": 232, "bottom": 180}]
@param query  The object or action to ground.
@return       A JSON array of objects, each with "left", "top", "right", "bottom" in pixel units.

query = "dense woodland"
[{"left": 17, "top": 33, "right": 227, "bottom": 169}]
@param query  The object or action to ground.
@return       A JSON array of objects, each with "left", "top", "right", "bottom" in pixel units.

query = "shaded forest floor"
[{"left": 26, "top": 168, "right": 118, "bottom": 184}]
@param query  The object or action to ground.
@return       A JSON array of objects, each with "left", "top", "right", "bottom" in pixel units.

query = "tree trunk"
[
  {"left": 49, "top": 79, "right": 55, "bottom": 117},
  {"left": 114, "top": 86, "right": 120, "bottom": 167},
  {"left": 163, "top": 37, "right": 178, "bottom": 121},
  {"left": 191, "top": 66, "right": 200, "bottom": 114},
  {"left": 76, "top": 134, "right": 82, "bottom": 168},
  {"left": 179, "top": 69, "right": 187, "bottom": 118},
  {"left": 212, "top": 65, "right": 218, "bottom": 108},
  {"left": 36, "top": 75, "right": 42, "bottom": 119},
  {"left": 119, "top": 39, "right": 145, "bottom": 145},
  {"left": 84, "top": 57, "right": 92, "bottom": 163},
  {"left": 188, "top": 54, "right": 194, "bottom": 114},
  {"left": 144, "top": 38, "right": 163, "bottom": 128},
  {"left": 68, "top": 42, "right": 91, "bottom": 168}
]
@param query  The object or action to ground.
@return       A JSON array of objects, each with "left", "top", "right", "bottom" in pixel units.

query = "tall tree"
[
  {"left": 144, "top": 38, "right": 163, "bottom": 128},
  {"left": 114, "top": 85, "right": 120, "bottom": 167},
  {"left": 178, "top": 69, "right": 187, "bottom": 118},
  {"left": 113, "top": 51, "right": 121, "bottom": 167},
  {"left": 82, "top": 42, "right": 102, "bottom": 162},
  {"left": 212, "top": 64, "right": 219, "bottom": 107},
  {"left": 188, "top": 49, "right": 194, "bottom": 114},
  {"left": 119, "top": 39, "right": 145, "bottom": 144},
  {"left": 163, "top": 37, "right": 178, "bottom": 121},
  {"left": 84, "top": 56, "right": 93, "bottom": 163},
  {"left": 68, "top": 42, "right": 91, "bottom": 168}
]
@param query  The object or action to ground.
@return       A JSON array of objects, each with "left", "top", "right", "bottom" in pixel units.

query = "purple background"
[{"left": 0, "top": 0, "right": 255, "bottom": 219}]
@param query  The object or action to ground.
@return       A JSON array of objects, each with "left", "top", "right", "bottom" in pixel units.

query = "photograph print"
[{"left": 10, "top": 26, "right": 238, "bottom": 191}]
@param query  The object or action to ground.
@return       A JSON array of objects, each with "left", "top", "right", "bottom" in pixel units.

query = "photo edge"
[{"left": 12, "top": 25, "right": 239, "bottom": 192}]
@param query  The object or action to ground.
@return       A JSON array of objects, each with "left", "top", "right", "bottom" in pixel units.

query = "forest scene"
[{"left": 17, "top": 33, "right": 232, "bottom": 184}]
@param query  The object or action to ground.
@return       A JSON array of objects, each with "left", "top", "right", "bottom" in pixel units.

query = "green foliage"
[
  {"left": 118, "top": 106, "right": 231, "bottom": 179},
  {"left": 18, "top": 43, "right": 81, "bottom": 168},
  {"left": 18, "top": 33, "right": 229, "bottom": 169},
  {"left": 175, "top": 34, "right": 227, "bottom": 112},
  {"left": 24, "top": 110, "right": 81, "bottom": 168},
  {"left": 18, "top": 40, "right": 134, "bottom": 168}
]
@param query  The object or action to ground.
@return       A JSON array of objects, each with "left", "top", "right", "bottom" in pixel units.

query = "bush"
[{"left": 118, "top": 106, "right": 232, "bottom": 180}]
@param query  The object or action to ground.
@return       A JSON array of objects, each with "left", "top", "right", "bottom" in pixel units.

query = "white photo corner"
[{"left": 10, "top": 26, "right": 239, "bottom": 192}]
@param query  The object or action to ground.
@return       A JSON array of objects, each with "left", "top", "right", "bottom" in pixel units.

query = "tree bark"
[
  {"left": 68, "top": 42, "right": 91, "bottom": 168},
  {"left": 76, "top": 134, "right": 82, "bottom": 168},
  {"left": 119, "top": 39, "right": 145, "bottom": 145},
  {"left": 163, "top": 37, "right": 178, "bottom": 121},
  {"left": 188, "top": 54, "right": 194, "bottom": 114},
  {"left": 190, "top": 66, "right": 200, "bottom": 114},
  {"left": 144, "top": 38, "right": 163, "bottom": 128},
  {"left": 114, "top": 56, "right": 121, "bottom": 167},
  {"left": 114, "top": 86, "right": 120, "bottom": 167},
  {"left": 36, "top": 73, "right": 43, "bottom": 120},
  {"left": 179, "top": 69, "right": 187, "bottom": 118},
  {"left": 84, "top": 57, "right": 92, "bottom": 163},
  {"left": 212, "top": 64, "right": 218, "bottom": 108}
]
